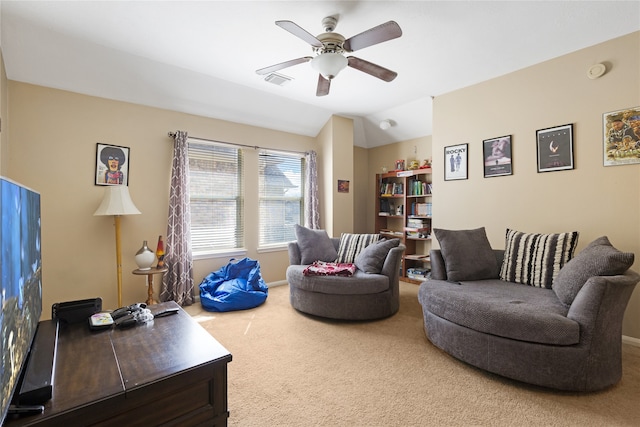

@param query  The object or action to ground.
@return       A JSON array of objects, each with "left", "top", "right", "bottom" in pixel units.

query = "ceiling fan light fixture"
[{"left": 311, "top": 52, "right": 347, "bottom": 79}]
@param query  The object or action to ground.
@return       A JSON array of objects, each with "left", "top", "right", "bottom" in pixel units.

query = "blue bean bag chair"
[{"left": 199, "top": 257, "right": 268, "bottom": 312}]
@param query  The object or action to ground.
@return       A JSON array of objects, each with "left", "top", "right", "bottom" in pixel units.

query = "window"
[
  {"left": 258, "top": 150, "right": 304, "bottom": 247},
  {"left": 188, "top": 140, "right": 243, "bottom": 253}
]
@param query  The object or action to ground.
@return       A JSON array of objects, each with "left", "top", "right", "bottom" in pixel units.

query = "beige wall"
[
  {"left": 316, "top": 115, "right": 355, "bottom": 236},
  {"left": 6, "top": 82, "right": 318, "bottom": 313},
  {"left": 432, "top": 32, "right": 640, "bottom": 338},
  {"left": 0, "top": 50, "right": 8, "bottom": 174},
  {"left": 353, "top": 146, "right": 369, "bottom": 234}
]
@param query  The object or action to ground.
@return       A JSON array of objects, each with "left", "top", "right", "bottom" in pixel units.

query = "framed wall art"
[
  {"left": 337, "top": 180, "right": 350, "bottom": 193},
  {"left": 444, "top": 143, "right": 468, "bottom": 181},
  {"left": 603, "top": 106, "right": 640, "bottom": 167},
  {"left": 536, "top": 124, "right": 573, "bottom": 173},
  {"left": 95, "top": 143, "right": 130, "bottom": 186},
  {"left": 483, "top": 135, "right": 512, "bottom": 177}
]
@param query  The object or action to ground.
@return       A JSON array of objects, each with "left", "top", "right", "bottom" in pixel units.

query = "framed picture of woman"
[{"left": 95, "top": 143, "right": 130, "bottom": 186}]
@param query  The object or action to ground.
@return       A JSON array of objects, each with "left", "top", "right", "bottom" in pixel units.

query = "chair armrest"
[
  {"left": 429, "top": 250, "right": 447, "bottom": 280},
  {"left": 381, "top": 244, "right": 406, "bottom": 280},
  {"left": 288, "top": 241, "right": 302, "bottom": 265}
]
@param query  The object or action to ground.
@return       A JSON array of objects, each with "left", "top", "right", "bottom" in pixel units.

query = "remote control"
[{"left": 153, "top": 307, "right": 179, "bottom": 318}]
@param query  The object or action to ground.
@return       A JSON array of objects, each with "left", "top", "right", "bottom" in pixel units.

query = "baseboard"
[
  {"left": 267, "top": 280, "right": 288, "bottom": 288},
  {"left": 622, "top": 335, "right": 640, "bottom": 347}
]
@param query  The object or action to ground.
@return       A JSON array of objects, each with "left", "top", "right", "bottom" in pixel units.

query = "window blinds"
[
  {"left": 188, "top": 141, "right": 244, "bottom": 252},
  {"left": 258, "top": 150, "right": 304, "bottom": 246}
]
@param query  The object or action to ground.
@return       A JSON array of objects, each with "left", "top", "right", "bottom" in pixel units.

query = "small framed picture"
[
  {"left": 603, "top": 106, "right": 640, "bottom": 166},
  {"left": 95, "top": 143, "right": 130, "bottom": 186},
  {"left": 395, "top": 159, "right": 405, "bottom": 171},
  {"left": 444, "top": 144, "right": 468, "bottom": 181},
  {"left": 536, "top": 124, "right": 574, "bottom": 173},
  {"left": 483, "top": 135, "right": 512, "bottom": 177},
  {"left": 337, "top": 180, "right": 349, "bottom": 193}
]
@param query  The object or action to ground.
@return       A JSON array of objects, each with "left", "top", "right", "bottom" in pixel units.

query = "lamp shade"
[
  {"left": 310, "top": 53, "right": 348, "bottom": 79},
  {"left": 94, "top": 186, "right": 141, "bottom": 216}
]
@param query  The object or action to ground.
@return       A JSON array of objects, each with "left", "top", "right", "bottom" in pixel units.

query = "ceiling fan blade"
[
  {"left": 276, "top": 20, "right": 323, "bottom": 48},
  {"left": 316, "top": 74, "right": 330, "bottom": 97},
  {"left": 343, "top": 21, "right": 402, "bottom": 52},
  {"left": 347, "top": 57, "right": 397, "bottom": 82},
  {"left": 256, "top": 57, "right": 312, "bottom": 75}
]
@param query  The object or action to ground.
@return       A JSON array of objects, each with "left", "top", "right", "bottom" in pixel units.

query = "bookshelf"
[{"left": 375, "top": 168, "right": 432, "bottom": 284}]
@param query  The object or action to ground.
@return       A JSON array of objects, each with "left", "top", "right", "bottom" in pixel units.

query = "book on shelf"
[
  {"left": 406, "top": 267, "right": 430, "bottom": 280},
  {"left": 409, "top": 202, "right": 432, "bottom": 216},
  {"left": 407, "top": 218, "right": 429, "bottom": 228},
  {"left": 404, "top": 226, "right": 430, "bottom": 238},
  {"left": 380, "top": 182, "right": 404, "bottom": 196},
  {"left": 379, "top": 198, "right": 391, "bottom": 214},
  {"left": 408, "top": 180, "right": 433, "bottom": 196}
]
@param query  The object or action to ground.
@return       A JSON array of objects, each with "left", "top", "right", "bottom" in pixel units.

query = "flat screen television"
[{"left": 0, "top": 177, "right": 42, "bottom": 424}]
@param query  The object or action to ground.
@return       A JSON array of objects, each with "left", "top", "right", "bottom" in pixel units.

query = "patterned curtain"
[
  {"left": 304, "top": 150, "right": 320, "bottom": 229},
  {"left": 160, "top": 131, "right": 195, "bottom": 306}
]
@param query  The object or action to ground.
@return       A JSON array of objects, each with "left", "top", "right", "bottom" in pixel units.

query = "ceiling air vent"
[{"left": 264, "top": 73, "right": 293, "bottom": 86}]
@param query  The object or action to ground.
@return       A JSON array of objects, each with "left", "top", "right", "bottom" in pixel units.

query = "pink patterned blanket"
[{"left": 303, "top": 261, "right": 356, "bottom": 277}]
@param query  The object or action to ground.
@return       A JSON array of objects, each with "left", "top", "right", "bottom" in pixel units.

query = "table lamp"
[{"left": 94, "top": 186, "right": 141, "bottom": 307}]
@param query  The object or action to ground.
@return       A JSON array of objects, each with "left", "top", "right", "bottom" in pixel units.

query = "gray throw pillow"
[
  {"left": 355, "top": 238, "right": 400, "bottom": 274},
  {"left": 294, "top": 224, "right": 338, "bottom": 265},
  {"left": 553, "top": 236, "right": 634, "bottom": 306},
  {"left": 433, "top": 227, "right": 499, "bottom": 281}
]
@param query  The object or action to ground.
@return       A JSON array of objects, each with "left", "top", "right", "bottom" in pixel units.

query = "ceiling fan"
[{"left": 256, "top": 16, "right": 402, "bottom": 96}]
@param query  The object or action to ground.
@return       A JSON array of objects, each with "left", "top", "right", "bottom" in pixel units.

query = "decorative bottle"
[
  {"left": 135, "top": 241, "right": 155, "bottom": 270},
  {"left": 156, "top": 235, "right": 165, "bottom": 269}
]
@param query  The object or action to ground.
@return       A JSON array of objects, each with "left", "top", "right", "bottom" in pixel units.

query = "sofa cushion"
[
  {"left": 294, "top": 224, "right": 338, "bottom": 265},
  {"left": 500, "top": 229, "right": 579, "bottom": 289},
  {"left": 420, "top": 279, "right": 579, "bottom": 345},
  {"left": 433, "top": 227, "right": 499, "bottom": 281},
  {"left": 286, "top": 265, "right": 389, "bottom": 295},
  {"left": 355, "top": 238, "right": 400, "bottom": 274},
  {"left": 553, "top": 236, "right": 634, "bottom": 306},
  {"left": 336, "top": 233, "right": 380, "bottom": 263}
]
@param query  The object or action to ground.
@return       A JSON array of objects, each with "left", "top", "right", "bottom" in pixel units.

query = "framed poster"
[
  {"left": 483, "top": 135, "right": 512, "bottom": 177},
  {"left": 603, "top": 106, "right": 640, "bottom": 166},
  {"left": 444, "top": 143, "right": 468, "bottom": 181},
  {"left": 536, "top": 124, "right": 573, "bottom": 173},
  {"left": 95, "top": 143, "right": 130, "bottom": 186}
]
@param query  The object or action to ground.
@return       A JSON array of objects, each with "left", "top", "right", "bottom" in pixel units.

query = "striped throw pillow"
[
  {"left": 336, "top": 233, "right": 380, "bottom": 263},
  {"left": 500, "top": 229, "right": 579, "bottom": 288}
]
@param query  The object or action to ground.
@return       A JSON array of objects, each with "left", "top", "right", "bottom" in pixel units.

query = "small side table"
[{"left": 132, "top": 266, "right": 168, "bottom": 306}]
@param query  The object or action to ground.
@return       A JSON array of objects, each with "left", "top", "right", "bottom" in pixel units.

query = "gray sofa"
[
  {"left": 418, "top": 228, "right": 640, "bottom": 391},
  {"left": 287, "top": 236, "right": 405, "bottom": 320}
]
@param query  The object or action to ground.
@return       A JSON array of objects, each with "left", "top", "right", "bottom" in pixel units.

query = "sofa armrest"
[
  {"left": 566, "top": 270, "right": 639, "bottom": 389},
  {"left": 288, "top": 241, "right": 302, "bottom": 265},
  {"left": 567, "top": 270, "right": 639, "bottom": 335}
]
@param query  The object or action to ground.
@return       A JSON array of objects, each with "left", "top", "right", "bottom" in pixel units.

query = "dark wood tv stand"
[{"left": 5, "top": 302, "right": 231, "bottom": 427}]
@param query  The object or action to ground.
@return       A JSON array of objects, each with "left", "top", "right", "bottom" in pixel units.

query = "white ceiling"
[{"left": 1, "top": 1, "right": 639, "bottom": 148}]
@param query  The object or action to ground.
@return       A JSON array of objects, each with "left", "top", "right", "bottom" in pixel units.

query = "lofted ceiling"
[{"left": 1, "top": 1, "right": 639, "bottom": 148}]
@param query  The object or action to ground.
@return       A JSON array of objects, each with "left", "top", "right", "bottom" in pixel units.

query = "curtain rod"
[{"left": 168, "top": 131, "right": 307, "bottom": 155}]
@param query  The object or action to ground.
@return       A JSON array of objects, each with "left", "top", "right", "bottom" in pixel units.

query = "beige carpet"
[{"left": 186, "top": 283, "right": 640, "bottom": 426}]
